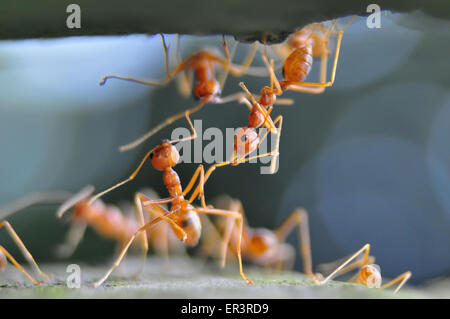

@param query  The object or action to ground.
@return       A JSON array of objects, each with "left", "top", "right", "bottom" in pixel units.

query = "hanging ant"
[
  {"left": 87, "top": 112, "right": 276, "bottom": 287},
  {"left": 262, "top": 17, "right": 355, "bottom": 94},
  {"left": 100, "top": 34, "right": 262, "bottom": 152},
  {"left": 318, "top": 243, "right": 412, "bottom": 293}
]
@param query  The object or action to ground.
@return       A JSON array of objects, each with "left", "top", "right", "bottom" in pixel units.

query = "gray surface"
[{"left": 0, "top": 257, "right": 428, "bottom": 298}]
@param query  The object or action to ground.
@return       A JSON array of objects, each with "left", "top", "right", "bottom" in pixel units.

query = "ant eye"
[
  {"left": 149, "top": 153, "right": 154, "bottom": 159},
  {"left": 241, "top": 134, "right": 248, "bottom": 142}
]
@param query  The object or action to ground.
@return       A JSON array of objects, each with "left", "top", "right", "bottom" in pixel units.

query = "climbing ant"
[{"left": 87, "top": 112, "right": 276, "bottom": 287}]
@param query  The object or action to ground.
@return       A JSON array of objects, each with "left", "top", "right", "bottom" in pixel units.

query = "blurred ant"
[
  {"left": 87, "top": 112, "right": 275, "bottom": 287},
  {"left": 56, "top": 186, "right": 186, "bottom": 269},
  {"left": 0, "top": 193, "right": 66, "bottom": 284},
  {"left": 203, "top": 195, "right": 321, "bottom": 282},
  {"left": 100, "top": 34, "right": 261, "bottom": 152},
  {"left": 319, "top": 244, "right": 412, "bottom": 293},
  {"left": 56, "top": 185, "right": 148, "bottom": 265}
]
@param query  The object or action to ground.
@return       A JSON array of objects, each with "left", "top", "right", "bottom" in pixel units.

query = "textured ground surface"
[{"left": 0, "top": 256, "right": 445, "bottom": 299}]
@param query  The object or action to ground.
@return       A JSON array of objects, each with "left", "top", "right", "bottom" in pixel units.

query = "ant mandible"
[
  {"left": 318, "top": 244, "right": 412, "bottom": 293},
  {"left": 87, "top": 112, "right": 274, "bottom": 287}
]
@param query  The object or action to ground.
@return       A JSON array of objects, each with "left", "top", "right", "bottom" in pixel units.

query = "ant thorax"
[{"left": 259, "top": 87, "right": 276, "bottom": 107}]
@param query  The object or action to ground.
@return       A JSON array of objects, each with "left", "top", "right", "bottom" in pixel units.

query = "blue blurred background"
[{"left": 0, "top": 12, "right": 449, "bottom": 285}]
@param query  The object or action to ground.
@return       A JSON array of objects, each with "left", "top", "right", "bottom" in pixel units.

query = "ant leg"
[
  {"left": 274, "top": 208, "right": 316, "bottom": 280},
  {"left": 380, "top": 271, "right": 412, "bottom": 293},
  {"left": 0, "top": 221, "right": 50, "bottom": 280},
  {"left": 186, "top": 165, "right": 208, "bottom": 208},
  {"left": 268, "top": 115, "right": 283, "bottom": 174},
  {"left": 219, "top": 41, "right": 258, "bottom": 77},
  {"left": 87, "top": 143, "right": 160, "bottom": 205},
  {"left": 193, "top": 207, "right": 253, "bottom": 284},
  {"left": 92, "top": 215, "right": 171, "bottom": 288},
  {"left": 261, "top": 51, "right": 283, "bottom": 96},
  {"left": 216, "top": 36, "right": 238, "bottom": 92},
  {"left": 0, "top": 191, "right": 71, "bottom": 220},
  {"left": 0, "top": 245, "right": 42, "bottom": 285},
  {"left": 219, "top": 199, "right": 248, "bottom": 268},
  {"left": 55, "top": 222, "right": 87, "bottom": 258},
  {"left": 319, "top": 244, "right": 371, "bottom": 285},
  {"left": 174, "top": 35, "right": 194, "bottom": 98},
  {"left": 131, "top": 194, "right": 149, "bottom": 278},
  {"left": 119, "top": 102, "right": 202, "bottom": 151},
  {"left": 99, "top": 34, "right": 174, "bottom": 87},
  {"left": 137, "top": 194, "right": 185, "bottom": 238}
]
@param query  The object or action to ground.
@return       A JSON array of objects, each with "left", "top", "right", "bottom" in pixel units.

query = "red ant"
[
  {"left": 265, "top": 17, "right": 355, "bottom": 94},
  {"left": 86, "top": 112, "right": 275, "bottom": 287},
  {"left": 318, "top": 244, "right": 412, "bottom": 293}
]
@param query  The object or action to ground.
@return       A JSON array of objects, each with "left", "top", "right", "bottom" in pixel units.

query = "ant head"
[
  {"left": 259, "top": 86, "right": 276, "bottom": 107},
  {"left": 193, "top": 80, "right": 220, "bottom": 103},
  {"left": 360, "top": 264, "right": 382, "bottom": 288},
  {"left": 151, "top": 141, "right": 180, "bottom": 171},
  {"left": 234, "top": 127, "right": 259, "bottom": 160}
]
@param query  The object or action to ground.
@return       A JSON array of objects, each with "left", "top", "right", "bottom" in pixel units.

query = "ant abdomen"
[
  {"left": 177, "top": 210, "right": 201, "bottom": 246},
  {"left": 282, "top": 46, "right": 313, "bottom": 83}
]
